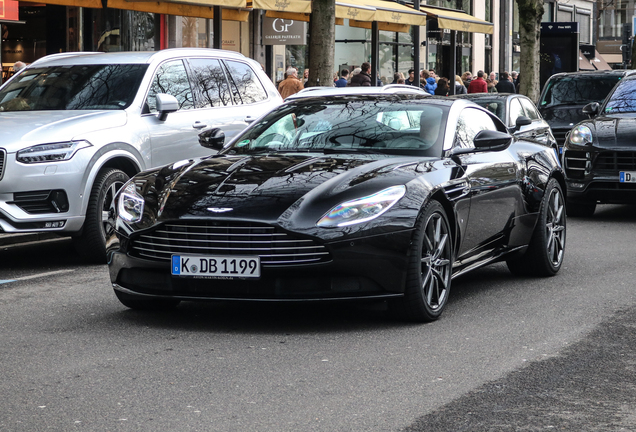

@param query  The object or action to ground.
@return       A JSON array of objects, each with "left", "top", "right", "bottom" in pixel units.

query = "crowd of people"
[{"left": 277, "top": 64, "right": 521, "bottom": 99}]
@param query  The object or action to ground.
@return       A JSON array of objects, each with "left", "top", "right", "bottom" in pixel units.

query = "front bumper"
[{"left": 108, "top": 228, "right": 414, "bottom": 302}]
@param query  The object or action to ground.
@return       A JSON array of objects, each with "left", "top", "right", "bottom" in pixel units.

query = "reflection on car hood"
[
  {"left": 539, "top": 105, "right": 587, "bottom": 130},
  {"left": 153, "top": 153, "right": 428, "bottom": 223},
  {"left": 0, "top": 110, "right": 127, "bottom": 152},
  {"left": 591, "top": 116, "right": 636, "bottom": 148}
]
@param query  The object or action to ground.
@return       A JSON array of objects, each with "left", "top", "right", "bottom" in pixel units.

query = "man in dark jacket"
[
  {"left": 467, "top": 70, "right": 488, "bottom": 93},
  {"left": 495, "top": 71, "right": 516, "bottom": 93},
  {"left": 349, "top": 62, "right": 372, "bottom": 86}
]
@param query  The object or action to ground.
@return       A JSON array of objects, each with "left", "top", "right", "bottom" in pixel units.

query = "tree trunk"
[
  {"left": 307, "top": 0, "right": 335, "bottom": 87},
  {"left": 517, "top": 0, "right": 544, "bottom": 101}
]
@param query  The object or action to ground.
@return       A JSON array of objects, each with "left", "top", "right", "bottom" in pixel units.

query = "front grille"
[
  {"left": 595, "top": 151, "right": 636, "bottom": 171},
  {"left": 0, "top": 149, "right": 5, "bottom": 181},
  {"left": 130, "top": 221, "right": 332, "bottom": 267},
  {"left": 552, "top": 129, "right": 569, "bottom": 147},
  {"left": 564, "top": 151, "right": 587, "bottom": 179}
]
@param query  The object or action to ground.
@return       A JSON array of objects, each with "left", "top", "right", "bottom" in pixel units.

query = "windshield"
[
  {"left": 467, "top": 99, "right": 505, "bottom": 122},
  {"left": 603, "top": 79, "right": 636, "bottom": 114},
  {"left": 0, "top": 64, "right": 148, "bottom": 112},
  {"left": 539, "top": 75, "right": 622, "bottom": 108},
  {"left": 224, "top": 98, "right": 448, "bottom": 157}
]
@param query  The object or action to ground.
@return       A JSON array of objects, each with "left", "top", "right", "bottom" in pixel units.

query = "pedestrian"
[
  {"left": 278, "top": 67, "right": 304, "bottom": 99},
  {"left": 454, "top": 75, "right": 467, "bottom": 94},
  {"left": 467, "top": 70, "right": 488, "bottom": 93},
  {"left": 489, "top": 71, "right": 497, "bottom": 83},
  {"left": 461, "top": 71, "right": 472, "bottom": 88},
  {"left": 515, "top": 73, "right": 521, "bottom": 93},
  {"left": 511, "top": 71, "right": 519, "bottom": 87},
  {"left": 303, "top": 68, "right": 309, "bottom": 84},
  {"left": 424, "top": 71, "right": 437, "bottom": 95},
  {"left": 335, "top": 69, "right": 349, "bottom": 87},
  {"left": 349, "top": 62, "right": 372, "bottom": 86},
  {"left": 434, "top": 77, "right": 450, "bottom": 96},
  {"left": 405, "top": 68, "right": 416, "bottom": 86},
  {"left": 495, "top": 71, "right": 516, "bottom": 93},
  {"left": 391, "top": 72, "right": 404, "bottom": 84},
  {"left": 429, "top": 69, "right": 437, "bottom": 79},
  {"left": 487, "top": 78, "right": 498, "bottom": 93}
]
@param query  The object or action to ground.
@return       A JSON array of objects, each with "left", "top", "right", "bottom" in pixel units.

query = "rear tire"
[
  {"left": 114, "top": 290, "right": 181, "bottom": 311},
  {"left": 73, "top": 168, "right": 129, "bottom": 264},
  {"left": 566, "top": 201, "right": 596, "bottom": 217},
  {"left": 390, "top": 201, "right": 453, "bottom": 322},
  {"left": 507, "top": 178, "right": 566, "bottom": 276}
]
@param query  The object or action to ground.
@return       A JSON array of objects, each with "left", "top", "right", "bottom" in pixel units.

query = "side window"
[
  {"left": 519, "top": 98, "right": 541, "bottom": 120},
  {"left": 223, "top": 61, "right": 268, "bottom": 105},
  {"left": 455, "top": 108, "right": 498, "bottom": 148},
  {"left": 509, "top": 97, "right": 526, "bottom": 126},
  {"left": 146, "top": 60, "right": 194, "bottom": 113},
  {"left": 188, "top": 58, "right": 233, "bottom": 108}
]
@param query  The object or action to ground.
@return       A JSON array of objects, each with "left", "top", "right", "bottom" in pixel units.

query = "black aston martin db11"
[{"left": 107, "top": 93, "right": 566, "bottom": 322}]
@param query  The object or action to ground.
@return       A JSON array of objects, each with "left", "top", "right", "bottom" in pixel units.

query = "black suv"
[
  {"left": 561, "top": 74, "right": 636, "bottom": 216},
  {"left": 537, "top": 70, "right": 633, "bottom": 151}
]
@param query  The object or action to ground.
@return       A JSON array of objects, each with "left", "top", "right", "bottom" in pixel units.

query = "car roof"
[
  {"left": 546, "top": 70, "right": 636, "bottom": 80},
  {"left": 285, "top": 85, "right": 430, "bottom": 101},
  {"left": 26, "top": 48, "right": 250, "bottom": 67},
  {"left": 451, "top": 93, "right": 526, "bottom": 101}
]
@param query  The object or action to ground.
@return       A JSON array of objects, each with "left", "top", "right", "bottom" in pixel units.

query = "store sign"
[
  {"left": 0, "top": 0, "right": 20, "bottom": 21},
  {"left": 263, "top": 17, "right": 307, "bottom": 45}
]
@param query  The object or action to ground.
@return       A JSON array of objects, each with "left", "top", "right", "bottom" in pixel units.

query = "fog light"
[
  {"left": 568, "top": 182, "right": 585, "bottom": 189},
  {"left": 44, "top": 221, "right": 66, "bottom": 228}
]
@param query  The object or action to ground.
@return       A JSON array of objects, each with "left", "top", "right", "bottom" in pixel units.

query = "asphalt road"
[{"left": 0, "top": 204, "right": 635, "bottom": 431}]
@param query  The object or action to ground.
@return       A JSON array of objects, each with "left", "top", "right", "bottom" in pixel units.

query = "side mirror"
[
  {"left": 156, "top": 93, "right": 179, "bottom": 121},
  {"left": 582, "top": 102, "right": 600, "bottom": 118},
  {"left": 473, "top": 129, "right": 513, "bottom": 151},
  {"left": 514, "top": 115, "right": 532, "bottom": 131},
  {"left": 449, "top": 130, "right": 512, "bottom": 158},
  {"left": 198, "top": 127, "right": 225, "bottom": 150}
]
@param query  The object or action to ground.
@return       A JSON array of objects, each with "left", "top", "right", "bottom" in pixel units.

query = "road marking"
[{"left": 0, "top": 269, "right": 75, "bottom": 284}]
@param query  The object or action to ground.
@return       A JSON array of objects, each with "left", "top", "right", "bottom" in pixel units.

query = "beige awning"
[
  {"left": 345, "top": 0, "right": 427, "bottom": 26},
  {"left": 335, "top": 0, "right": 376, "bottom": 22},
  {"left": 248, "top": 0, "right": 310, "bottom": 13},
  {"left": 419, "top": 5, "right": 492, "bottom": 34},
  {"left": 20, "top": 0, "right": 249, "bottom": 19}
]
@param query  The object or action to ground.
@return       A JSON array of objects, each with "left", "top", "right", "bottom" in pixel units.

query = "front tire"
[
  {"left": 507, "top": 178, "right": 566, "bottom": 276},
  {"left": 390, "top": 201, "right": 453, "bottom": 322},
  {"left": 73, "top": 168, "right": 129, "bottom": 264}
]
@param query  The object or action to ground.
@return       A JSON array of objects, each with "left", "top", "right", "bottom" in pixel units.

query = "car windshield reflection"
[{"left": 224, "top": 99, "right": 449, "bottom": 157}]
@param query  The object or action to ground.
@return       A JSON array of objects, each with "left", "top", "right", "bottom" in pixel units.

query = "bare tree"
[
  {"left": 307, "top": 0, "right": 336, "bottom": 87},
  {"left": 518, "top": 0, "right": 544, "bottom": 100}
]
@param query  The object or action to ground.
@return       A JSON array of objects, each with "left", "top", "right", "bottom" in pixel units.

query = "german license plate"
[
  {"left": 171, "top": 255, "right": 260, "bottom": 279},
  {"left": 619, "top": 171, "right": 636, "bottom": 183}
]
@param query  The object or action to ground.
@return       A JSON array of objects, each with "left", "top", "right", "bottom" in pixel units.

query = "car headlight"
[
  {"left": 317, "top": 185, "right": 406, "bottom": 228},
  {"left": 117, "top": 182, "right": 145, "bottom": 223},
  {"left": 16, "top": 140, "right": 92, "bottom": 163},
  {"left": 568, "top": 125, "right": 593, "bottom": 146}
]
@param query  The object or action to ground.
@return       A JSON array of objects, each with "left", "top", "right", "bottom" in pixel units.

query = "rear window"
[
  {"left": 0, "top": 64, "right": 148, "bottom": 112},
  {"left": 539, "top": 75, "right": 622, "bottom": 108}
]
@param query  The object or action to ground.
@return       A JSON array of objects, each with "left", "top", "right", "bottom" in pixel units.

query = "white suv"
[{"left": 0, "top": 48, "right": 282, "bottom": 262}]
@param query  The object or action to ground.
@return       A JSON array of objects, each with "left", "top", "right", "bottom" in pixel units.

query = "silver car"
[{"left": 0, "top": 48, "right": 282, "bottom": 262}]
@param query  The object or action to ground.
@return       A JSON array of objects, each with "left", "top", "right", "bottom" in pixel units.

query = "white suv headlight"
[
  {"left": 16, "top": 140, "right": 92, "bottom": 163},
  {"left": 117, "top": 182, "right": 145, "bottom": 223},
  {"left": 317, "top": 185, "right": 406, "bottom": 228}
]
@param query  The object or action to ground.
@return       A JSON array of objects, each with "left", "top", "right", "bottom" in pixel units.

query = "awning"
[
  {"left": 579, "top": 50, "right": 595, "bottom": 71},
  {"left": 590, "top": 51, "right": 612, "bottom": 70},
  {"left": 19, "top": 0, "right": 249, "bottom": 20},
  {"left": 247, "top": 0, "right": 311, "bottom": 21},
  {"left": 348, "top": 0, "right": 427, "bottom": 26},
  {"left": 419, "top": 5, "right": 493, "bottom": 34},
  {"left": 602, "top": 53, "right": 623, "bottom": 64}
]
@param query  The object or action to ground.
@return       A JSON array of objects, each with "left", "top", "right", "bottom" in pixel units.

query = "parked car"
[
  {"left": 452, "top": 93, "right": 557, "bottom": 150},
  {"left": 537, "top": 70, "right": 633, "bottom": 151},
  {"left": 107, "top": 94, "right": 566, "bottom": 322},
  {"left": 562, "top": 74, "right": 636, "bottom": 216},
  {"left": 286, "top": 84, "right": 431, "bottom": 100},
  {"left": 0, "top": 48, "right": 282, "bottom": 262}
]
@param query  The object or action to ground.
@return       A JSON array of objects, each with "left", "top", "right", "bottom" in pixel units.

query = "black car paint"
[{"left": 108, "top": 96, "right": 564, "bottom": 302}]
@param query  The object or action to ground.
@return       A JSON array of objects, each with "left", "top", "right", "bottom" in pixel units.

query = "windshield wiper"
[{"left": 322, "top": 147, "right": 381, "bottom": 154}]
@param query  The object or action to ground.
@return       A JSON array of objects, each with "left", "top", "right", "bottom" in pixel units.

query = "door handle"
[{"left": 192, "top": 121, "right": 207, "bottom": 129}]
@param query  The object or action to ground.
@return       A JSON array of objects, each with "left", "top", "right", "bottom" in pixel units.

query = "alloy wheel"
[{"left": 421, "top": 212, "right": 452, "bottom": 310}]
